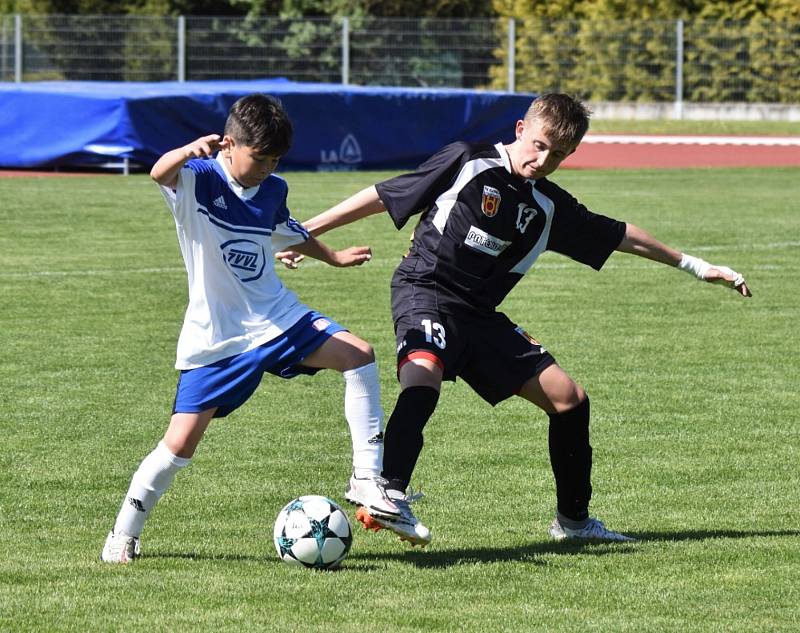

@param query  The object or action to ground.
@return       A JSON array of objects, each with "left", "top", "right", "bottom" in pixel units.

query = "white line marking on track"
[{"left": 583, "top": 134, "right": 800, "bottom": 147}]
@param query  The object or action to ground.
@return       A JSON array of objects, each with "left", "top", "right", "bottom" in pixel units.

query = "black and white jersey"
[{"left": 376, "top": 141, "right": 626, "bottom": 317}]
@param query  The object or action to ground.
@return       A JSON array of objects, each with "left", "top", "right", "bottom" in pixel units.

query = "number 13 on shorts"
[{"left": 421, "top": 319, "right": 446, "bottom": 349}]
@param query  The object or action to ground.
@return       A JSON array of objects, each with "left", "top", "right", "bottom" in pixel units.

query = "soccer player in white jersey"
[
  {"left": 281, "top": 93, "right": 752, "bottom": 546},
  {"left": 101, "top": 94, "right": 400, "bottom": 563}
]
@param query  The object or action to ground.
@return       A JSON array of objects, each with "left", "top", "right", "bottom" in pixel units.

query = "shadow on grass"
[
  {"left": 145, "top": 528, "right": 800, "bottom": 569},
  {"left": 350, "top": 539, "right": 633, "bottom": 569},
  {"left": 149, "top": 551, "right": 265, "bottom": 563},
  {"left": 348, "top": 527, "right": 800, "bottom": 569},
  {"left": 630, "top": 528, "right": 800, "bottom": 542}
]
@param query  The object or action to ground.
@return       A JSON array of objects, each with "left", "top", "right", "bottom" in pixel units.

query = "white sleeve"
[
  {"left": 271, "top": 216, "right": 310, "bottom": 253},
  {"left": 158, "top": 168, "right": 197, "bottom": 224},
  {"left": 158, "top": 184, "right": 177, "bottom": 212}
]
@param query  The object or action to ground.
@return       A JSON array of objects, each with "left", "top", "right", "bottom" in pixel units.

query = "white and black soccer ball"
[{"left": 273, "top": 495, "right": 353, "bottom": 569}]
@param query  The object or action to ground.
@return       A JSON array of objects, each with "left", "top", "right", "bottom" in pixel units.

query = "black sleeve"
[
  {"left": 543, "top": 180, "right": 627, "bottom": 271},
  {"left": 375, "top": 142, "right": 470, "bottom": 230}
]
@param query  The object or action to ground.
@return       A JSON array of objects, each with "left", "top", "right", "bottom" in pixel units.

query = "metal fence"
[{"left": 1, "top": 14, "right": 798, "bottom": 105}]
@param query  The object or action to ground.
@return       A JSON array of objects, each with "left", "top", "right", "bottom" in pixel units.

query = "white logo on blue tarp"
[
  {"left": 220, "top": 239, "right": 265, "bottom": 282},
  {"left": 319, "top": 134, "right": 363, "bottom": 171}
]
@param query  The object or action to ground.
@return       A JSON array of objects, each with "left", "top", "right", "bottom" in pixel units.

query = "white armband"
[{"left": 678, "top": 253, "right": 711, "bottom": 280}]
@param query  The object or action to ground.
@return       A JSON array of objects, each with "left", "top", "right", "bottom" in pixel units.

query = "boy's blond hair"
[{"left": 524, "top": 94, "right": 592, "bottom": 148}]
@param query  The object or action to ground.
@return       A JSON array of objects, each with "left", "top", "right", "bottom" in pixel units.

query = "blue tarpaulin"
[{"left": 0, "top": 79, "right": 536, "bottom": 170}]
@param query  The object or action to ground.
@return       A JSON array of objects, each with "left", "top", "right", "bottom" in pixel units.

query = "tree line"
[{"left": 2, "top": 0, "right": 798, "bottom": 103}]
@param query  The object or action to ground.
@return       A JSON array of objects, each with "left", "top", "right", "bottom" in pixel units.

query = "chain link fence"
[{"left": 1, "top": 14, "right": 798, "bottom": 105}]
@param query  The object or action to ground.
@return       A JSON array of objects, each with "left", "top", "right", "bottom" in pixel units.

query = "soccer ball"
[{"left": 273, "top": 495, "right": 353, "bottom": 569}]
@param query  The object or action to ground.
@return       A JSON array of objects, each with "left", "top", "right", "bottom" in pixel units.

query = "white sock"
[
  {"left": 112, "top": 440, "right": 190, "bottom": 538},
  {"left": 342, "top": 362, "right": 384, "bottom": 478}
]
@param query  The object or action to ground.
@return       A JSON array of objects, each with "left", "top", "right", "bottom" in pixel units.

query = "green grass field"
[
  {"left": 1, "top": 166, "right": 799, "bottom": 632},
  {"left": 589, "top": 119, "right": 800, "bottom": 136}
]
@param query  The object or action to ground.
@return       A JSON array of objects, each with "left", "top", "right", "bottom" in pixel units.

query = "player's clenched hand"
[
  {"left": 705, "top": 265, "right": 752, "bottom": 297},
  {"left": 274, "top": 250, "right": 305, "bottom": 269},
  {"left": 678, "top": 254, "right": 752, "bottom": 298},
  {"left": 183, "top": 134, "right": 226, "bottom": 159},
  {"left": 332, "top": 246, "right": 373, "bottom": 267}
]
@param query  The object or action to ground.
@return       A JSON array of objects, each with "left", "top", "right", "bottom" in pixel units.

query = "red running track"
[
  {"left": 1, "top": 135, "right": 799, "bottom": 176},
  {"left": 563, "top": 135, "right": 800, "bottom": 169}
]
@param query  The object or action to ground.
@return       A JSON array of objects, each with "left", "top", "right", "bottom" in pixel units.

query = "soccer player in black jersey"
[{"left": 285, "top": 93, "right": 752, "bottom": 546}]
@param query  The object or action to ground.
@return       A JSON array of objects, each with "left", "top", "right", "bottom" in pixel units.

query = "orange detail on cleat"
[{"left": 355, "top": 506, "right": 384, "bottom": 532}]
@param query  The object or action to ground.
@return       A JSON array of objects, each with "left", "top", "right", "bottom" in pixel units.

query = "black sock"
[
  {"left": 381, "top": 386, "right": 440, "bottom": 491},
  {"left": 548, "top": 397, "right": 592, "bottom": 522}
]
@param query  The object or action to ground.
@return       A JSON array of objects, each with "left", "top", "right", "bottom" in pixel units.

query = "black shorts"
[{"left": 393, "top": 308, "right": 556, "bottom": 406}]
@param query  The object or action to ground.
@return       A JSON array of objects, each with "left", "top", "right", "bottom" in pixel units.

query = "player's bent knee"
[
  {"left": 349, "top": 341, "right": 376, "bottom": 368},
  {"left": 338, "top": 335, "right": 376, "bottom": 370},
  {"left": 398, "top": 357, "right": 443, "bottom": 390},
  {"left": 552, "top": 383, "right": 585, "bottom": 413},
  {"left": 163, "top": 411, "right": 214, "bottom": 458}
]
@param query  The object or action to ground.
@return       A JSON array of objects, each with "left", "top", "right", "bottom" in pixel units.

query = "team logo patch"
[
  {"left": 312, "top": 318, "right": 331, "bottom": 331},
  {"left": 220, "top": 239, "right": 266, "bottom": 283},
  {"left": 515, "top": 326, "right": 547, "bottom": 353},
  {"left": 464, "top": 225, "right": 510, "bottom": 256},
  {"left": 481, "top": 185, "right": 502, "bottom": 217}
]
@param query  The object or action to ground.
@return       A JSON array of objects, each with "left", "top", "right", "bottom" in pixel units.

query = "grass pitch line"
[
  {"left": 2, "top": 266, "right": 185, "bottom": 278},
  {"left": 4, "top": 241, "right": 796, "bottom": 279},
  {"left": 4, "top": 240, "right": 797, "bottom": 278},
  {"left": 693, "top": 241, "right": 800, "bottom": 252}
]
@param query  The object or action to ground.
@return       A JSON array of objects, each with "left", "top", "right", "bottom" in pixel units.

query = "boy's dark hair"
[
  {"left": 224, "top": 94, "right": 293, "bottom": 156},
  {"left": 525, "top": 93, "right": 591, "bottom": 147}
]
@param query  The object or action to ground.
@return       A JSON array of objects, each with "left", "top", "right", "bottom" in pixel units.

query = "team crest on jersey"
[
  {"left": 220, "top": 239, "right": 266, "bottom": 283},
  {"left": 515, "top": 326, "right": 547, "bottom": 353},
  {"left": 312, "top": 318, "right": 331, "bottom": 331},
  {"left": 481, "top": 185, "right": 501, "bottom": 217}
]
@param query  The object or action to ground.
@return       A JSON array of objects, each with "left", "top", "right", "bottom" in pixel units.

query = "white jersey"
[{"left": 160, "top": 154, "right": 311, "bottom": 369}]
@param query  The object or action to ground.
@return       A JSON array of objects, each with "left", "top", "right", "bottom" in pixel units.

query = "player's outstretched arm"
[
  {"left": 275, "top": 185, "right": 386, "bottom": 268},
  {"left": 617, "top": 223, "right": 752, "bottom": 297},
  {"left": 303, "top": 185, "right": 387, "bottom": 237},
  {"left": 290, "top": 236, "right": 373, "bottom": 268},
  {"left": 150, "top": 134, "right": 227, "bottom": 189}
]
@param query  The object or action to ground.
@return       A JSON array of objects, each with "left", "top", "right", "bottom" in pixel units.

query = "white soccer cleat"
[
  {"left": 101, "top": 530, "right": 141, "bottom": 563},
  {"left": 345, "top": 474, "right": 402, "bottom": 520},
  {"left": 548, "top": 516, "right": 636, "bottom": 542},
  {"left": 354, "top": 487, "right": 431, "bottom": 547}
]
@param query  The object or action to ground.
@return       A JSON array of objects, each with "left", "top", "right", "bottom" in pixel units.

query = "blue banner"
[{"left": 0, "top": 79, "right": 536, "bottom": 171}]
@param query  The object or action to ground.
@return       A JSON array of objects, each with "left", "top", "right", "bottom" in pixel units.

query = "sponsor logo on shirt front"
[
  {"left": 481, "top": 185, "right": 501, "bottom": 217},
  {"left": 464, "top": 226, "right": 510, "bottom": 257},
  {"left": 220, "top": 239, "right": 265, "bottom": 282}
]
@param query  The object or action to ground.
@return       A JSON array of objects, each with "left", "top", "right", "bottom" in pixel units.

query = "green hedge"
[{"left": 491, "top": 0, "right": 800, "bottom": 103}]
